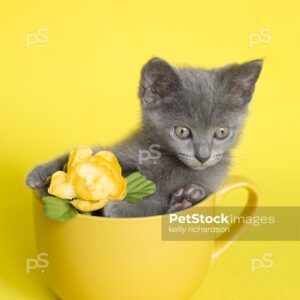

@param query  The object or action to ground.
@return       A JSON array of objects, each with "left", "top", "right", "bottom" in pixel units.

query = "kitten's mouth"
[{"left": 177, "top": 153, "right": 223, "bottom": 170}]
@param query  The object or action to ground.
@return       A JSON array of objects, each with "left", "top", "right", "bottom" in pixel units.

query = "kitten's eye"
[
  {"left": 174, "top": 126, "right": 191, "bottom": 139},
  {"left": 214, "top": 127, "right": 230, "bottom": 140}
]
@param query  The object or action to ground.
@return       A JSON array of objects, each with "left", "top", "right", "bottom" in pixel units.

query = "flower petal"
[
  {"left": 108, "top": 176, "right": 127, "bottom": 199},
  {"left": 70, "top": 199, "right": 108, "bottom": 212},
  {"left": 92, "top": 151, "right": 122, "bottom": 175},
  {"left": 72, "top": 162, "right": 110, "bottom": 201},
  {"left": 67, "top": 145, "right": 93, "bottom": 172},
  {"left": 48, "top": 171, "right": 76, "bottom": 199}
]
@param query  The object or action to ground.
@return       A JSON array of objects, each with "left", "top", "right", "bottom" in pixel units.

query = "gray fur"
[{"left": 26, "top": 57, "right": 263, "bottom": 217}]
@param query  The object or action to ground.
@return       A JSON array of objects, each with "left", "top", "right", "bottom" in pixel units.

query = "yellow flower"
[
  {"left": 48, "top": 171, "right": 76, "bottom": 200},
  {"left": 48, "top": 146, "right": 127, "bottom": 212},
  {"left": 67, "top": 145, "right": 93, "bottom": 177}
]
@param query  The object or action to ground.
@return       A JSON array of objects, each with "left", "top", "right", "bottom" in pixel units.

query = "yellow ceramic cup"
[{"left": 34, "top": 176, "right": 260, "bottom": 300}]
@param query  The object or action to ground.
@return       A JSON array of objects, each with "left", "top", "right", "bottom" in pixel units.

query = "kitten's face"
[{"left": 139, "top": 58, "right": 262, "bottom": 170}]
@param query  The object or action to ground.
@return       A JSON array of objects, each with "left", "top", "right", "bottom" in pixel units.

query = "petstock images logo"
[{"left": 161, "top": 206, "right": 300, "bottom": 241}]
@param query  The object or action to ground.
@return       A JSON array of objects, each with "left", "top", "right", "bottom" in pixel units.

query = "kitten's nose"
[{"left": 196, "top": 145, "right": 211, "bottom": 163}]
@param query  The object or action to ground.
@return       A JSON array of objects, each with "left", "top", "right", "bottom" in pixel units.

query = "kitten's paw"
[
  {"left": 167, "top": 184, "right": 206, "bottom": 213},
  {"left": 26, "top": 165, "right": 49, "bottom": 189},
  {"left": 104, "top": 201, "right": 128, "bottom": 218}
]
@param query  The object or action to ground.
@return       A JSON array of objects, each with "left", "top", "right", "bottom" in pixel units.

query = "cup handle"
[{"left": 211, "top": 176, "right": 261, "bottom": 262}]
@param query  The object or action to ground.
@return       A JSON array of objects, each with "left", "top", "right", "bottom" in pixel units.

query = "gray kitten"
[{"left": 26, "top": 57, "right": 263, "bottom": 217}]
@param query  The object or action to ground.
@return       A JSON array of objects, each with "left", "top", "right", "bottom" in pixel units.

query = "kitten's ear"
[
  {"left": 225, "top": 59, "right": 263, "bottom": 107},
  {"left": 139, "top": 57, "right": 181, "bottom": 105}
]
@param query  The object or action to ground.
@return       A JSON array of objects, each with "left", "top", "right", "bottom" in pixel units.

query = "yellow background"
[{"left": 0, "top": 0, "right": 299, "bottom": 299}]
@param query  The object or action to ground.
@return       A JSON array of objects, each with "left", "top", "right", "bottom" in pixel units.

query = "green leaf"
[
  {"left": 81, "top": 211, "right": 92, "bottom": 216},
  {"left": 126, "top": 172, "right": 141, "bottom": 184},
  {"left": 63, "top": 163, "right": 68, "bottom": 173},
  {"left": 45, "top": 176, "right": 51, "bottom": 185},
  {"left": 124, "top": 172, "right": 156, "bottom": 203},
  {"left": 42, "top": 196, "right": 78, "bottom": 222}
]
